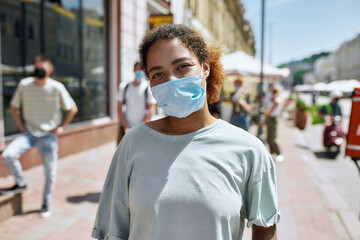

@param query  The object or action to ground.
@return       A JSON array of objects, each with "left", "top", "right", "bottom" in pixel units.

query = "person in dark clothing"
[
  {"left": 319, "top": 90, "right": 342, "bottom": 117},
  {"left": 208, "top": 88, "right": 224, "bottom": 119},
  {"left": 329, "top": 90, "right": 342, "bottom": 116}
]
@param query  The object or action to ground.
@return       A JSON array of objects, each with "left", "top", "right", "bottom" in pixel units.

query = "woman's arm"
[
  {"left": 252, "top": 224, "right": 277, "bottom": 240},
  {"left": 258, "top": 99, "right": 279, "bottom": 127},
  {"left": 237, "top": 98, "right": 252, "bottom": 113}
]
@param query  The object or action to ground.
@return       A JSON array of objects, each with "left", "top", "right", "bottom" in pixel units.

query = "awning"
[
  {"left": 295, "top": 79, "right": 360, "bottom": 94},
  {"left": 221, "top": 51, "right": 290, "bottom": 80}
]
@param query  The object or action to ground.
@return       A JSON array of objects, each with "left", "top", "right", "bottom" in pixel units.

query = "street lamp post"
[{"left": 257, "top": 0, "right": 266, "bottom": 142}]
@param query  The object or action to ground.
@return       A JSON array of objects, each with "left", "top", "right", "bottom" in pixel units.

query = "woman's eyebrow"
[
  {"left": 148, "top": 57, "right": 193, "bottom": 74},
  {"left": 148, "top": 65, "right": 163, "bottom": 74},
  {"left": 171, "top": 57, "right": 193, "bottom": 65}
]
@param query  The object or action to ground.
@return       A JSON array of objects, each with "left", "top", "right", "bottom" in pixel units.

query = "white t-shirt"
[
  {"left": 92, "top": 119, "right": 280, "bottom": 240},
  {"left": 116, "top": 81, "right": 156, "bottom": 127},
  {"left": 269, "top": 97, "right": 283, "bottom": 117},
  {"left": 11, "top": 77, "right": 76, "bottom": 137}
]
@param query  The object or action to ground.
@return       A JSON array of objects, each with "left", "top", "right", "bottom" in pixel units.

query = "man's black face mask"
[{"left": 33, "top": 68, "right": 46, "bottom": 79}]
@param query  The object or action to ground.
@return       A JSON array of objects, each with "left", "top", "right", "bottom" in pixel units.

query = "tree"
[{"left": 293, "top": 69, "right": 312, "bottom": 86}]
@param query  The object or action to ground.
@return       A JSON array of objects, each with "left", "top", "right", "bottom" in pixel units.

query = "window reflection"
[{"left": 1, "top": 0, "right": 107, "bottom": 135}]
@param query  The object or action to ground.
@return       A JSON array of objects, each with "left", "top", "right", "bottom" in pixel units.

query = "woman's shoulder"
[
  {"left": 215, "top": 121, "right": 272, "bottom": 170},
  {"left": 218, "top": 120, "right": 260, "bottom": 140},
  {"left": 122, "top": 123, "right": 149, "bottom": 139}
]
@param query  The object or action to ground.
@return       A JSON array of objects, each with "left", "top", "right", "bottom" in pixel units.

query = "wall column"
[{"left": 0, "top": 30, "right": 4, "bottom": 151}]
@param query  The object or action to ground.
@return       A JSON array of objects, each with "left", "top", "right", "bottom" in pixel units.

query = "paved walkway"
[
  {"left": 0, "top": 117, "right": 359, "bottom": 239},
  {"left": 0, "top": 142, "right": 115, "bottom": 240}
]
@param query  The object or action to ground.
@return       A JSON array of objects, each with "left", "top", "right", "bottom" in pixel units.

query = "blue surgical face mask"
[
  {"left": 151, "top": 74, "right": 206, "bottom": 118},
  {"left": 135, "top": 71, "right": 145, "bottom": 82}
]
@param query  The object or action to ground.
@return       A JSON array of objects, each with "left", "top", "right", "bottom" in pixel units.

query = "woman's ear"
[{"left": 202, "top": 59, "right": 210, "bottom": 78}]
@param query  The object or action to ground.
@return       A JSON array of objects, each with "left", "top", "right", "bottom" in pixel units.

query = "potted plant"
[{"left": 294, "top": 98, "right": 308, "bottom": 130}]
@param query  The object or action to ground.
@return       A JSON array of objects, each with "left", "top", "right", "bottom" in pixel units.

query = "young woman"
[{"left": 92, "top": 24, "right": 280, "bottom": 240}]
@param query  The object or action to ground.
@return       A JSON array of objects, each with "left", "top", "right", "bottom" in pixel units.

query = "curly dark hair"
[{"left": 139, "top": 24, "right": 225, "bottom": 104}]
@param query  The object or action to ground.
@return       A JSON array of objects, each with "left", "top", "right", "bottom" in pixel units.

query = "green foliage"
[
  {"left": 295, "top": 99, "right": 308, "bottom": 111},
  {"left": 293, "top": 69, "right": 312, "bottom": 86},
  {"left": 308, "top": 105, "right": 325, "bottom": 124},
  {"left": 278, "top": 52, "right": 330, "bottom": 68},
  {"left": 293, "top": 75, "right": 303, "bottom": 86},
  {"left": 303, "top": 52, "right": 330, "bottom": 64},
  {"left": 308, "top": 103, "right": 333, "bottom": 125},
  {"left": 277, "top": 63, "right": 288, "bottom": 68}
]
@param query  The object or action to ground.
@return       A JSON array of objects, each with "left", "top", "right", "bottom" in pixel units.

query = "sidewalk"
[
  {"left": 0, "top": 142, "right": 116, "bottom": 240},
  {"left": 0, "top": 118, "right": 359, "bottom": 239},
  {"left": 263, "top": 118, "right": 360, "bottom": 240}
]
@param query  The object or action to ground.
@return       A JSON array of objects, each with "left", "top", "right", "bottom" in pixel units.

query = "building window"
[
  {"left": 14, "top": 18, "right": 21, "bottom": 38},
  {"left": 0, "top": 13, "right": 7, "bottom": 35},
  {"left": 28, "top": 22, "right": 34, "bottom": 39},
  {"left": 1, "top": 0, "right": 107, "bottom": 136}
]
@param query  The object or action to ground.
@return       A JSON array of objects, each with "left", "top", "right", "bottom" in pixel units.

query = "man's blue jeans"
[{"left": 2, "top": 132, "right": 58, "bottom": 204}]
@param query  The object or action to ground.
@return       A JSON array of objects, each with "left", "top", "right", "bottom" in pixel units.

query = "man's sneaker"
[
  {"left": 0, "top": 184, "right": 27, "bottom": 195},
  {"left": 40, "top": 204, "right": 51, "bottom": 218}
]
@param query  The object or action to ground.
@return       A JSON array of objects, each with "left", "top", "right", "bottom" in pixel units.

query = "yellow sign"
[
  {"left": 148, "top": 14, "right": 173, "bottom": 30},
  {"left": 54, "top": 2, "right": 75, "bottom": 20},
  {"left": 86, "top": 17, "right": 104, "bottom": 27}
]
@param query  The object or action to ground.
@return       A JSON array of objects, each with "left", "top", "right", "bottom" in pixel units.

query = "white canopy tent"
[
  {"left": 221, "top": 51, "right": 290, "bottom": 81},
  {"left": 294, "top": 79, "right": 360, "bottom": 95}
]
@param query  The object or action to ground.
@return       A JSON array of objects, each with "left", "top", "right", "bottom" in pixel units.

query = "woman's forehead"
[{"left": 147, "top": 39, "right": 197, "bottom": 65}]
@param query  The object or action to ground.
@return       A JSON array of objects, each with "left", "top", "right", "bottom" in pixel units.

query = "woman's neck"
[{"left": 151, "top": 107, "right": 217, "bottom": 135}]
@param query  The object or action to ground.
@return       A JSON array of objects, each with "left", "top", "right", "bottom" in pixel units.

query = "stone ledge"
[
  {"left": 0, "top": 193, "right": 22, "bottom": 222},
  {"left": 0, "top": 120, "right": 118, "bottom": 178}
]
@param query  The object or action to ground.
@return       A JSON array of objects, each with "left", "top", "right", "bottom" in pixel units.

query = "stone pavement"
[
  {"left": 0, "top": 117, "right": 359, "bottom": 240},
  {"left": 0, "top": 142, "right": 116, "bottom": 240}
]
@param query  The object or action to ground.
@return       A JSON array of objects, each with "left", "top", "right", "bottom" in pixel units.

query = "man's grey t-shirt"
[
  {"left": 92, "top": 119, "right": 280, "bottom": 240},
  {"left": 11, "top": 77, "right": 76, "bottom": 137}
]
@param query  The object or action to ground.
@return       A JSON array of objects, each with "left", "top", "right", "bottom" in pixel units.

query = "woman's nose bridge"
[
  {"left": 166, "top": 70, "right": 178, "bottom": 82},
  {"left": 168, "top": 74, "right": 177, "bottom": 81}
]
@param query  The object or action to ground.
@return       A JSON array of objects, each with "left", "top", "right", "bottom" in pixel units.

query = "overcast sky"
[{"left": 241, "top": 0, "right": 360, "bottom": 66}]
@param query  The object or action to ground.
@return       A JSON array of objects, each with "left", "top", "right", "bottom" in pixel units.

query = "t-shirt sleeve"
[
  {"left": 10, "top": 83, "right": 23, "bottom": 108},
  {"left": 59, "top": 84, "right": 76, "bottom": 111},
  {"left": 245, "top": 146, "right": 280, "bottom": 228},
  {"left": 92, "top": 143, "right": 131, "bottom": 240},
  {"left": 146, "top": 86, "right": 156, "bottom": 105}
]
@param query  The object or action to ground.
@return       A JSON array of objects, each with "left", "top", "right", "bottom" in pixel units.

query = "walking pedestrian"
[
  {"left": 328, "top": 90, "right": 342, "bottom": 117},
  {"left": 230, "top": 78, "right": 252, "bottom": 131},
  {"left": 116, "top": 61, "right": 156, "bottom": 145},
  {"left": 260, "top": 85, "right": 284, "bottom": 162},
  {"left": 0, "top": 55, "right": 78, "bottom": 218},
  {"left": 311, "top": 91, "right": 319, "bottom": 105},
  {"left": 92, "top": 24, "right": 280, "bottom": 240}
]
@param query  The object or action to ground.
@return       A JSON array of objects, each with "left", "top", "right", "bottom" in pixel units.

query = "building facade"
[
  {"left": 336, "top": 32, "right": 360, "bottom": 81},
  {"left": 184, "top": 0, "right": 255, "bottom": 56},
  {"left": 0, "top": 0, "right": 254, "bottom": 177},
  {"left": 313, "top": 53, "right": 337, "bottom": 83}
]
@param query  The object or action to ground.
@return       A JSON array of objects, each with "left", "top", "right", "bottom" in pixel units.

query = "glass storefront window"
[{"left": 1, "top": 0, "right": 107, "bottom": 135}]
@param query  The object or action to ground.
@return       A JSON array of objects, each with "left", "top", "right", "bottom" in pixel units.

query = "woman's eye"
[
  {"left": 152, "top": 72, "right": 163, "bottom": 79},
  {"left": 178, "top": 64, "right": 190, "bottom": 70}
]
